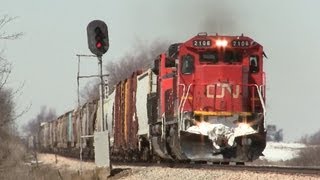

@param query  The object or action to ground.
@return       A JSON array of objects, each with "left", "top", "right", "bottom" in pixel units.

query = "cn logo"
[{"left": 206, "top": 83, "right": 240, "bottom": 99}]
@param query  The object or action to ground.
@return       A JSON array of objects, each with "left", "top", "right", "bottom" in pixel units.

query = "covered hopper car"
[{"left": 38, "top": 33, "right": 267, "bottom": 163}]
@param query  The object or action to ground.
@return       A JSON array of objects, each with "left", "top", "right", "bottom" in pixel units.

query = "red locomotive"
[
  {"left": 109, "top": 32, "right": 267, "bottom": 162},
  {"left": 38, "top": 33, "right": 267, "bottom": 163}
]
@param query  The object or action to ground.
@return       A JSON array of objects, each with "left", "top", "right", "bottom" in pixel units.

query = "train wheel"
[
  {"left": 236, "top": 162, "right": 245, "bottom": 165},
  {"left": 141, "top": 147, "right": 150, "bottom": 162},
  {"left": 221, "top": 162, "right": 230, "bottom": 165},
  {"left": 193, "top": 161, "right": 207, "bottom": 164}
]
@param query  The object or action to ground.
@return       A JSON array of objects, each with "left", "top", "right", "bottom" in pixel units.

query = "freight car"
[
  {"left": 38, "top": 102, "right": 98, "bottom": 159},
  {"left": 38, "top": 33, "right": 267, "bottom": 163}
]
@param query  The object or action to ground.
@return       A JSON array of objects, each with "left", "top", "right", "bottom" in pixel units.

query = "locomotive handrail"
[
  {"left": 180, "top": 83, "right": 193, "bottom": 131},
  {"left": 177, "top": 83, "right": 266, "bottom": 130},
  {"left": 161, "top": 114, "right": 165, "bottom": 141},
  {"left": 81, "top": 135, "right": 94, "bottom": 138},
  {"left": 178, "top": 84, "right": 186, "bottom": 133},
  {"left": 237, "top": 84, "right": 266, "bottom": 121},
  {"left": 178, "top": 84, "right": 186, "bottom": 120},
  {"left": 255, "top": 84, "right": 266, "bottom": 128},
  {"left": 259, "top": 84, "right": 266, "bottom": 99}
]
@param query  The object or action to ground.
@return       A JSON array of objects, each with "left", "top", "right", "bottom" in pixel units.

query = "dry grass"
[
  {"left": 0, "top": 131, "right": 27, "bottom": 167},
  {"left": 0, "top": 163, "right": 111, "bottom": 180},
  {"left": 286, "top": 130, "right": 320, "bottom": 167},
  {"left": 286, "top": 146, "right": 320, "bottom": 166},
  {"left": 0, "top": 131, "right": 103, "bottom": 180}
]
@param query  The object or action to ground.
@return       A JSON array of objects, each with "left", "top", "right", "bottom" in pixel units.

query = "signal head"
[{"left": 87, "top": 20, "right": 109, "bottom": 57}]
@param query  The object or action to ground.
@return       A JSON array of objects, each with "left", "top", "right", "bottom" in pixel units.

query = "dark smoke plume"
[
  {"left": 166, "top": 0, "right": 238, "bottom": 35},
  {"left": 23, "top": 106, "right": 57, "bottom": 136},
  {"left": 105, "top": 39, "right": 169, "bottom": 92},
  {"left": 92, "top": 1, "right": 240, "bottom": 96},
  {"left": 199, "top": 1, "right": 237, "bottom": 34}
]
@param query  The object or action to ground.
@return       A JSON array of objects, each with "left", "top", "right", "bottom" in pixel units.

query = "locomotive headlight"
[
  {"left": 238, "top": 123, "right": 250, "bottom": 129},
  {"left": 216, "top": 40, "right": 228, "bottom": 47}
]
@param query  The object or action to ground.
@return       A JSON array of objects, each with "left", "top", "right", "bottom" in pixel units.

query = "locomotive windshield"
[
  {"left": 199, "top": 51, "right": 218, "bottom": 63},
  {"left": 224, "top": 50, "right": 242, "bottom": 63},
  {"left": 181, "top": 55, "right": 194, "bottom": 74},
  {"left": 198, "top": 49, "right": 243, "bottom": 64}
]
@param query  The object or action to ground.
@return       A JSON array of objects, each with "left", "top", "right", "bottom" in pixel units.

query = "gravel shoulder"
[{"left": 36, "top": 153, "right": 319, "bottom": 180}]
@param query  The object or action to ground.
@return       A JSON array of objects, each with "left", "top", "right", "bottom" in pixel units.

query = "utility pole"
[
  {"left": 98, "top": 56, "right": 107, "bottom": 131},
  {"left": 86, "top": 19, "right": 111, "bottom": 177},
  {"left": 76, "top": 54, "right": 110, "bottom": 173}
]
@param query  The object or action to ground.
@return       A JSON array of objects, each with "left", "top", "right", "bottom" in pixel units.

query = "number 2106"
[{"left": 193, "top": 40, "right": 211, "bottom": 47}]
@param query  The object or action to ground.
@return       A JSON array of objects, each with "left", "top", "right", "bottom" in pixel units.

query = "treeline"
[
  {"left": 22, "top": 106, "right": 57, "bottom": 136},
  {"left": 286, "top": 130, "right": 320, "bottom": 166},
  {"left": 299, "top": 130, "right": 320, "bottom": 145}
]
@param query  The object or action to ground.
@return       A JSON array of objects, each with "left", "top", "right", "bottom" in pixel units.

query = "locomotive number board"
[
  {"left": 232, "top": 40, "right": 250, "bottom": 47},
  {"left": 193, "top": 40, "right": 212, "bottom": 47}
]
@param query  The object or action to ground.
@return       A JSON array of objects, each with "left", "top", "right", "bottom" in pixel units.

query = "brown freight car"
[
  {"left": 38, "top": 102, "right": 98, "bottom": 159},
  {"left": 112, "top": 72, "right": 140, "bottom": 160}
]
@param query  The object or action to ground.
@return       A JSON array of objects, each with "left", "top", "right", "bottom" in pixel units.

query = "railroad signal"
[{"left": 87, "top": 20, "right": 109, "bottom": 57}]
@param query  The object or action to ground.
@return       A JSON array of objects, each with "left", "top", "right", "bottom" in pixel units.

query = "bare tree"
[
  {"left": 0, "top": 15, "right": 23, "bottom": 130},
  {"left": 23, "top": 106, "right": 57, "bottom": 136},
  {"left": 80, "top": 79, "right": 100, "bottom": 103},
  {"left": 0, "top": 89, "right": 14, "bottom": 127},
  {"left": 0, "top": 15, "right": 23, "bottom": 40},
  {"left": 0, "top": 15, "right": 26, "bottom": 167},
  {"left": 299, "top": 130, "right": 320, "bottom": 145},
  {"left": 287, "top": 130, "right": 320, "bottom": 166}
]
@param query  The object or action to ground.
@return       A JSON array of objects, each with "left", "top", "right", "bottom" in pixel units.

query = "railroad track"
[
  {"left": 196, "top": 164, "right": 320, "bottom": 176},
  {"left": 33, "top": 153, "right": 320, "bottom": 176},
  {"left": 113, "top": 162, "right": 320, "bottom": 176}
]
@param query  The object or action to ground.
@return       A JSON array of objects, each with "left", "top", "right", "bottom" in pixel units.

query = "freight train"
[{"left": 38, "top": 33, "right": 267, "bottom": 163}]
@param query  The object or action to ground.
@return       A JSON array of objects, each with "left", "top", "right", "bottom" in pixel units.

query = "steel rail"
[{"left": 112, "top": 162, "right": 320, "bottom": 176}]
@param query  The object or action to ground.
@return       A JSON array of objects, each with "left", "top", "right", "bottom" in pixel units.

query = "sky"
[{"left": 1, "top": 0, "right": 320, "bottom": 141}]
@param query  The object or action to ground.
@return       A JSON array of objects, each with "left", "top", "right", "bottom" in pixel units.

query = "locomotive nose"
[
  {"left": 193, "top": 65, "right": 248, "bottom": 113},
  {"left": 180, "top": 131, "right": 220, "bottom": 161},
  {"left": 179, "top": 120, "right": 260, "bottom": 161}
]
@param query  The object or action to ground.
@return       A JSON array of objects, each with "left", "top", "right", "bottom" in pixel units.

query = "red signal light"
[
  {"left": 87, "top": 20, "right": 109, "bottom": 56},
  {"left": 96, "top": 42, "right": 102, "bottom": 48}
]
